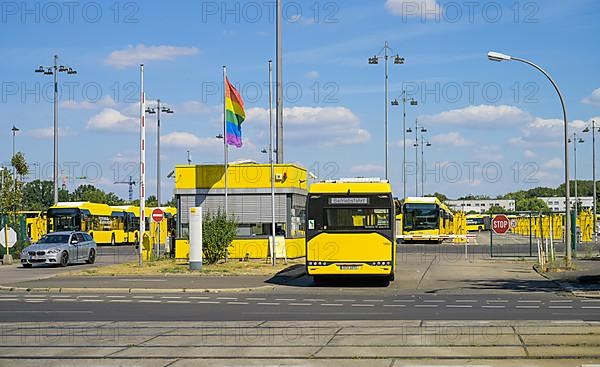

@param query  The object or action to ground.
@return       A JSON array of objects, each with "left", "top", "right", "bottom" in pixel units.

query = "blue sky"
[{"left": 2, "top": 0, "right": 600, "bottom": 200}]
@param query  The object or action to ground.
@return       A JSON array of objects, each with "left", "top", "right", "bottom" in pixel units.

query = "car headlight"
[{"left": 47, "top": 248, "right": 60, "bottom": 254}]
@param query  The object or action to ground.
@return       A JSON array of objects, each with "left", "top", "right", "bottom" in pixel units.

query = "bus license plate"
[{"left": 339, "top": 265, "right": 360, "bottom": 270}]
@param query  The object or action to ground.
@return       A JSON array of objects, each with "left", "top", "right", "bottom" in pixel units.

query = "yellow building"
[{"left": 173, "top": 162, "right": 308, "bottom": 259}]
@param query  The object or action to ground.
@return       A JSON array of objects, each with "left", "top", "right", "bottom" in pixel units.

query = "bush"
[{"left": 202, "top": 209, "right": 237, "bottom": 264}]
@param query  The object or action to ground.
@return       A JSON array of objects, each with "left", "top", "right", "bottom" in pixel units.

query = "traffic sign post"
[
  {"left": 492, "top": 214, "right": 511, "bottom": 235},
  {"left": 151, "top": 208, "right": 165, "bottom": 259},
  {"left": 0, "top": 225, "right": 17, "bottom": 265}
]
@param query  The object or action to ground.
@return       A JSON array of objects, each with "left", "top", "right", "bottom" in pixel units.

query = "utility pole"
[{"left": 276, "top": 0, "right": 284, "bottom": 164}]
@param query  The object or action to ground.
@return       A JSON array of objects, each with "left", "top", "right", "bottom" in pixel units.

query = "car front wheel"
[
  {"left": 86, "top": 249, "right": 96, "bottom": 264},
  {"left": 59, "top": 251, "right": 69, "bottom": 267}
]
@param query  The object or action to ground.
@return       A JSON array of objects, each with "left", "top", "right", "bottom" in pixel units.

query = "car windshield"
[{"left": 38, "top": 235, "right": 70, "bottom": 244}]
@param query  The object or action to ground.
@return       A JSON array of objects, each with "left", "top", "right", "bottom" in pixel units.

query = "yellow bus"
[
  {"left": 46, "top": 202, "right": 130, "bottom": 245},
  {"left": 112, "top": 205, "right": 177, "bottom": 247},
  {"left": 466, "top": 214, "right": 488, "bottom": 232},
  {"left": 401, "top": 197, "right": 454, "bottom": 243},
  {"left": 305, "top": 179, "right": 396, "bottom": 281},
  {"left": 19, "top": 211, "right": 47, "bottom": 243}
]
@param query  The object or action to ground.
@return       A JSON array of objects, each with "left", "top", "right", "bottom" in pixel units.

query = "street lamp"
[
  {"left": 583, "top": 121, "right": 599, "bottom": 241},
  {"left": 145, "top": 100, "right": 175, "bottom": 207},
  {"left": 421, "top": 138, "right": 432, "bottom": 196},
  {"left": 146, "top": 100, "right": 174, "bottom": 258},
  {"left": 11, "top": 126, "right": 19, "bottom": 179},
  {"left": 407, "top": 120, "right": 428, "bottom": 197},
  {"left": 487, "top": 50, "right": 572, "bottom": 267},
  {"left": 392, "top": 91, "right": 418, "bottom": 200},
  {"left": 35, "top": 55, "right": 77, "bottom": 205},
  {"left": 369, "top": 41, "right": 405, "bottom": 180},
  {"left": 569, "top": 133, "right": 585, "bottom": 250}
]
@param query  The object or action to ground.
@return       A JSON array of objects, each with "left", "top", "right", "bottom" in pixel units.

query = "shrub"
[{"left": 202, "top": 209, "right": 237, "bottom": 264}]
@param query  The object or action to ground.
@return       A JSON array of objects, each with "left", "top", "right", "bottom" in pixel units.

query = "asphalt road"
[{"left": 0, "top": 291, "right": 598, "bottom": 322}]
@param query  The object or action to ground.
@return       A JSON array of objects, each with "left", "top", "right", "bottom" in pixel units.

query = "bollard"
[{"left": 189, "top": 207, "right": 203, "bottom": 271}]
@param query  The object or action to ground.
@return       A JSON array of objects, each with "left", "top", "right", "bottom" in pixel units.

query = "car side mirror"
[{"left": 71, "top": 240, "right": 78, "bottom": 244}]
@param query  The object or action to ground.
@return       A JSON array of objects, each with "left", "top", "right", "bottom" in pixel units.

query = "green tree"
[
  {"left": 202, "top": 209, "right": 237, "bottom": 265},
  {"left": 488, "top": 205, "right": 508, "bottom": 214},
  {"left": 516, "top": 197, "right": 550, "bottom": 213},
  {"left": 426, "top": 192, "right": 448, "bottom": 202},
  {"left": 22, "top": 180, "right": 53, "bottom": 210}
]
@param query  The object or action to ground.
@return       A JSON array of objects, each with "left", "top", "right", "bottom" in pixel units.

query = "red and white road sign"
[
  {"left": 492, "top": 214, "right": 511, "bottom": 234},
  {"left": 152, "top": 208, "right": 165, "bottom": 223}
]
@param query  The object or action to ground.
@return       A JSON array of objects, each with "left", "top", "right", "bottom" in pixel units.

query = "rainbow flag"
[{"left": 225, "top": 78, "right": 246, "bottom": 148}]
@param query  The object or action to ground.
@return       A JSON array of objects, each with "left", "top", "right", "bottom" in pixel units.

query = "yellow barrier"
[
  {"left": 175, "top": 239, "right": 190, "bottom": 260},
  {"left": 453, "top": 212, "right": 467, "bottom": 244},
  {"left": 580, "top": 210, "right": 593, "bottom": 242}
]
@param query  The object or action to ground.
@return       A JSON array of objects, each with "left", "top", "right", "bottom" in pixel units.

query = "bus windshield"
[
  {"left": 46, "top": 208, "right": 80, "bottom": 232},
  {"left": 324, "top": 208, "right": 390, "bottom": 230},
  {"left": 467, "top": 217, "right": 484, "bottom": 225},
  {"left": 403, "top": 203, "right": 439, "bottom": 231}
]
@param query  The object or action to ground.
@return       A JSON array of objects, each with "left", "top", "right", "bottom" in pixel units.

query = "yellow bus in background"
[
  {"left": 46, "top": 202, "right": 130, "bottom": 245},
  {"left": 401, "top": 197, "right": 454, "bottom": 243},
  {"left": 466, "top": 214, "right": 488, "bottom": 232},
  {"left": 306, "top": 179, "right": 396, "bottom": 281},
  {"left": 19, "top": 211, "right": 47, "bottom": 243}
]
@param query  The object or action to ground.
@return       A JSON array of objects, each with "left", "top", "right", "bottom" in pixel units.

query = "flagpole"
[
  {"left": 268, "top": 60, "right": 276, "bottom": 266},
  {"left": 223, "top": 65, "right": 228, "bottom": 218},
  {"left": 139, "top": 64, "right": 145, "bottom": 267}
]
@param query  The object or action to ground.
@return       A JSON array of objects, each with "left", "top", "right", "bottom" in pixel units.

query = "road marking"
[
  {"left": 549, "top": 306, "right": 573, "bottom": 309},
  {"left": 257, "top": 302, "right": 280, "bottom": 306},
  {"left": 0, "top": 299, "right": 18, "bottom": 302},
  {"left": 515, "top": 306, "right": 539, "bottom": 309},
  {"left": 363, "top": 299, "right": 384, "bottom": 302},
  {"left": 351, "top": 304, "right": 374, "bottom": 307},
  {"left": 161, "top": 296, "right": 182, "bottom": 299},
  {"left": 482, "top": 305, "right": 505, "bottom": 309},
  {"left": 581, "top": 306, "right": 600, "bottom": 309},
  {"left": 289, "top": 303, "right": 312, "bottom": 306},
  {"left": 109, "top": 300, "right": 132, "bottom": 303},
  {"left": 53, "top": 299, "right": 76, "bottom": 302},
  {"left": 335, "top": 299, "right": 356, "bottom": 302},
  {"left": 24, "top": 295, "right": 47, "bottom": 298},
  {"left": 415, "top": 304, "right": 438, "bottom": 308},
  {"left": 394, "top": 299, "right": 415, "bottom": 302},
  {"left": 446, "top": 305, "right": 472, "bottom": 308},
  {"left": 50, "top": 295, "right": 71, "bottom": 298},
  {"left": 132, "top": 296, "right": 154, "bottom": 299},
  {"left": 517, "top": 300, "right": 542, "bottom": 303},
  {"left": 188, "top": 296, "right": 210, "bottom": 300},
  {"left": 226, "top": 302, "right": 249, "bottom": 305},
  {"left": 138, "top": 300, "right": 161, "bottom": 303},
  {"left": 487, "top": 300, "right": 508, "bottom": 303},
  {"left": 455, "top": 300, "right": 478, "bottom": 303},
  {"left": 321, "top": 303, "right": 343, "bottom": 307},
  {"left": 245, "top": 297, "right": 266, "bottom": 301},
  {"left": 25, "top": 300, "right": 45, "bottom": 303},
  {"left": 275, "top": 298, "right": 296, "bottom": 301},
  {"left": 549, "top": 300, "right": 573, "bottom": 303},
  {"left": 77, "top": 295, "right": 99, "bottom": 298},
  {"left": 216, "top": 297, "right": 237, "bottom": 300},
  {"left": 107, "top": 295, "right": 126, "bottom": 299},
  {"left": 196, "top": 301, "right": 220, "bottom": 304},
  {"left": 383, "top": 304, "right": 406, "bottom": 307},
  {"left": 582, "top": 300, "right": 600, "bottom": 303},
  {"left": 81, "top": 299, "right": 103, "bottom": 303},
  {"left": 167, "top": 301, "right": 191, "bottom": 304},
  {"left": 304, "top": 298, "right": 325, "bottom": 302},
  {"left": 423, "top": 299, "right": 445, "bottom": 303}
]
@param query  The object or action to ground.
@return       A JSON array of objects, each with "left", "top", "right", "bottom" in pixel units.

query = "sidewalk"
[
  {"left": 0, "top": 265, "right": 306, "bottom": 293},
  {"left": 541, "top": 258, "right": 600, "bottom": 297}
]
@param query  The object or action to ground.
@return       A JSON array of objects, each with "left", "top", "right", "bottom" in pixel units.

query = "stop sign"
[
  {"left": 492, "top": 214, "right": 511, "bottom": 234},
  {"left": 152, "top": 208, "right": 164, "bottom": 223}
]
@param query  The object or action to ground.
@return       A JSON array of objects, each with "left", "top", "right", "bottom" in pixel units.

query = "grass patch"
[{"left": 69, "top": 258, "right": 305, "bottom": 277}]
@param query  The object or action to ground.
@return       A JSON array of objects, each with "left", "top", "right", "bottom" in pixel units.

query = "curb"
[
  {"left": 533, "top": 265, "right": 600, "bottom": 298},
  {"left": 0, "top": 284, "right": 278, "bottom": 294}
]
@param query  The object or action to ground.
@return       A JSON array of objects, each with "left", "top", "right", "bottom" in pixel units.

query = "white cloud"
[
  {"left": 86, "top": 108, "right": 138, "bottom": 133},
  {"left": 62, "top": 96, "right": 118, "bottom": 110},
  {"left": 25, "top": 127, "right": 75, "bottom": 139},
  {"left": 543, "top": 158, "right": 563, "bottom": 169},
  {"left": 430, "top": 132, "right": 470, "bottom": 147},
  {"left": 510, "top": 116, "right": 599, "bottom": 147},
  {"left": 305, "top": 70, "right": 320, "bottom": 79},
  {"left": 350, "top": 164, "right": 385, "bottom": 175},
  {"left": 385, "top": 0, "right": 441, "bottom": 18},
  {"left": 247, "top": 106, "right": 370, "bottom": 146},
  {"left": 582, "top": 88, "right": 600, "bottom": 105},
  {"left": 105, "top": 44, "right": 199, "bottom": 69},
  {"left": 421, "top": 105, "right": 530, "bottom": 127},
  {"left": 524, "top": 149, "right": 536, "bottom": 158},
  {"left": 161, "top": 132, "right": 221, "bottom": 150},
  {"left": 179, "top": 100, "right": 215, "bottom": 115}
]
